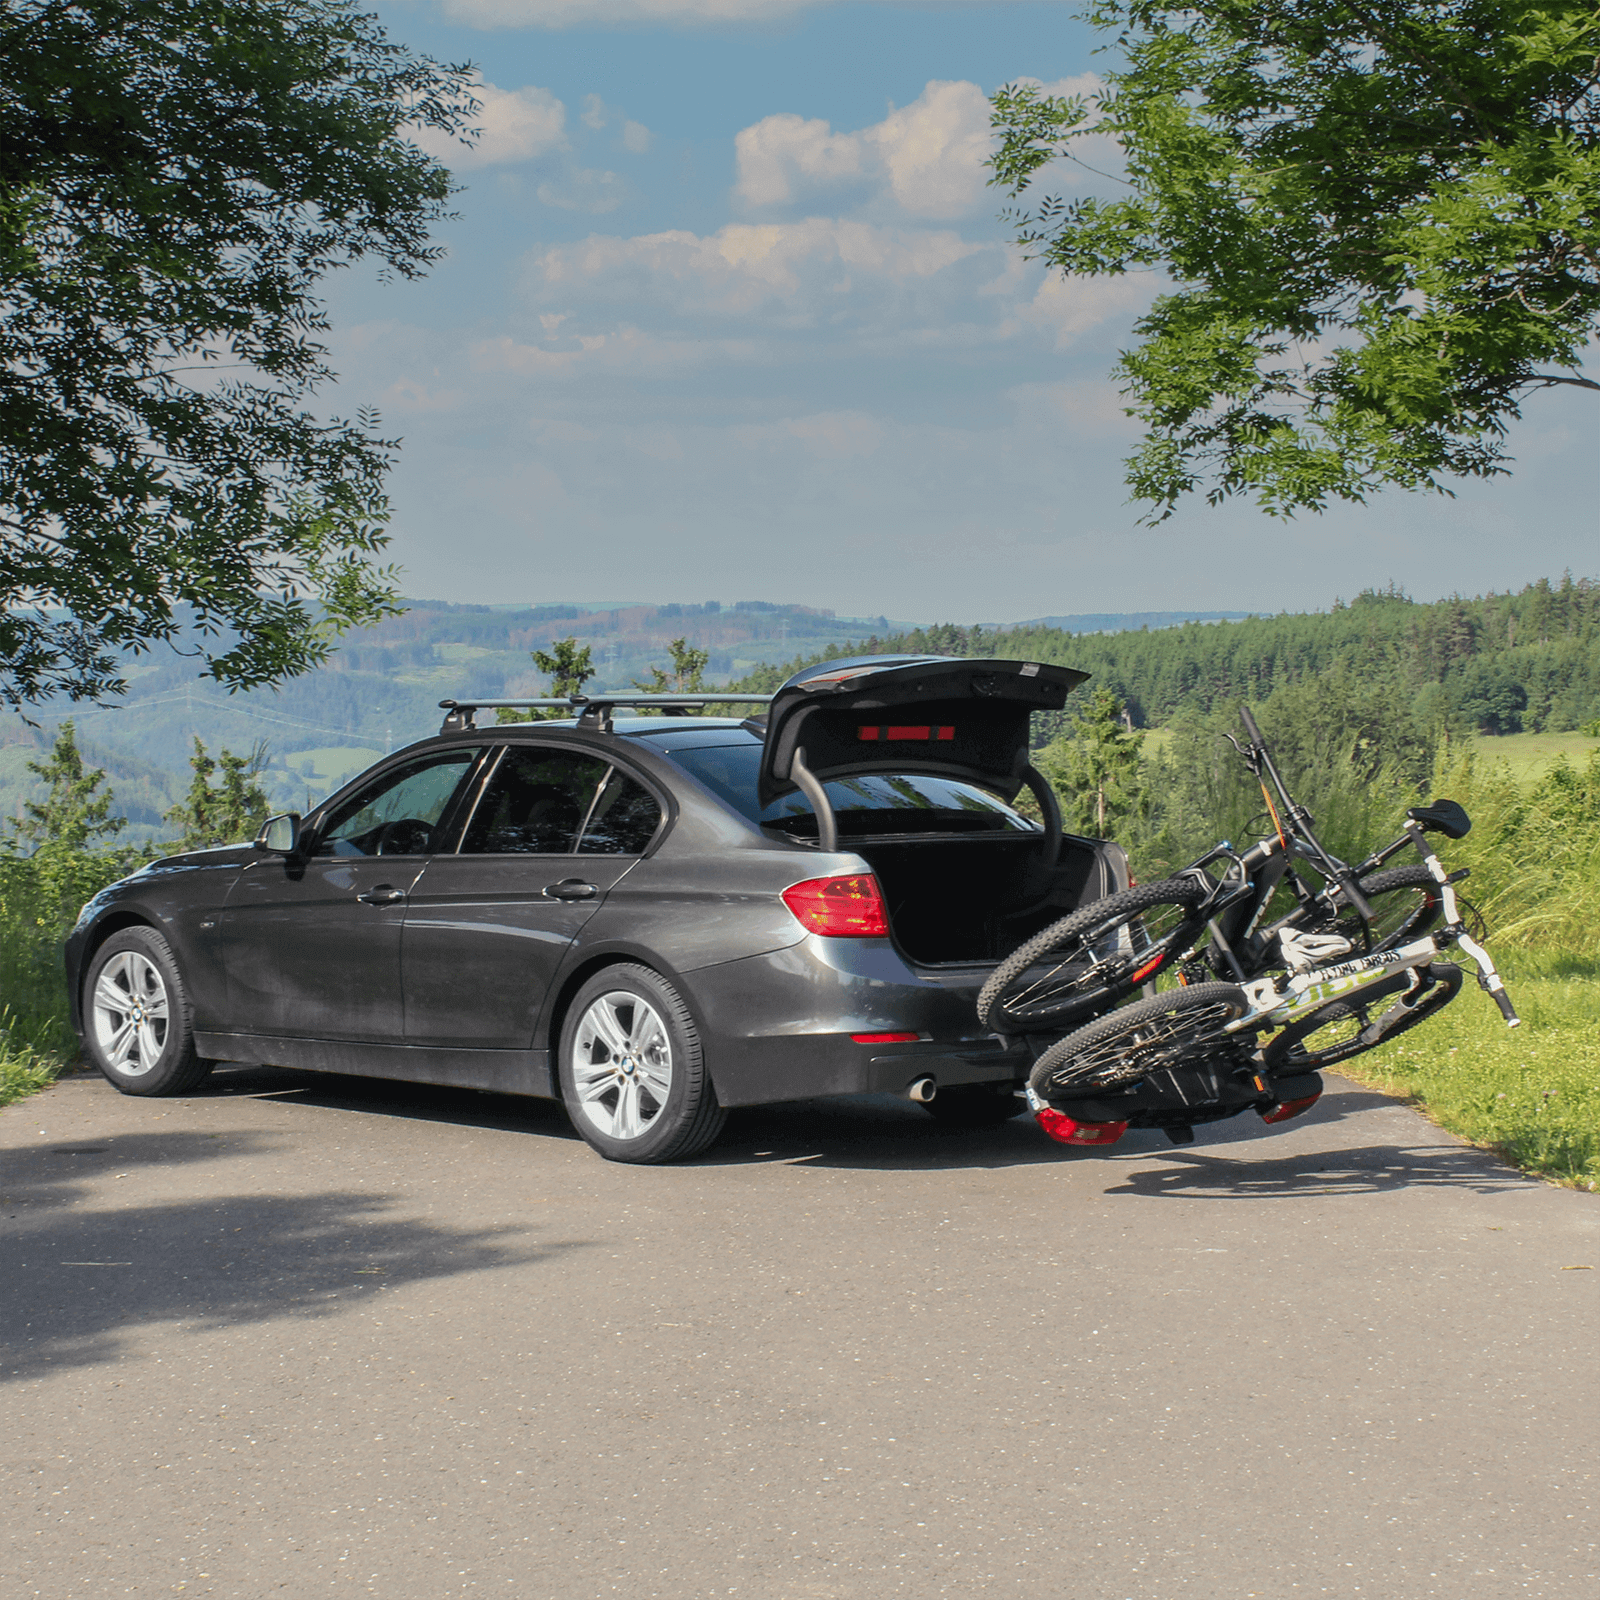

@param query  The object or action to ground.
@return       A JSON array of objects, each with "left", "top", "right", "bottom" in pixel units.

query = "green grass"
[
  {"left": 1333, "top": 966, "right": 1600, "bottom": 1190},
  {"left": 0, "top": 1031, "right": 67, "bottom": 1107},
  {"left": 1469, "top": 729, "right": 1600, "bottom": 781}
]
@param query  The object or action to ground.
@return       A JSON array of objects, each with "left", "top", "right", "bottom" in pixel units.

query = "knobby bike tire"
[
  {"left": 1260, "top": 961, "right": 1464, "bottom": 1074},
  {"left": 978, "top": 879, "right": 1211, "bottom": 1034},
  {"left": 1028, "top": 982, "right": 1250, "bottom": 1098},
  {"left": 1330, "top": 865, "right": 1445, "bottom": 952}
]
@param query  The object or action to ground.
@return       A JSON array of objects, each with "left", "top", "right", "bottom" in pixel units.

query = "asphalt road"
[{"left": 3, "top": 1065, "right": 1595, "bottom": 1600}]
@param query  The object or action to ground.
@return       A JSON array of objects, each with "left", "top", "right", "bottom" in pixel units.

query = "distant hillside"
[
  {"left": 1, "top": 598, "right": 913, "bottom": 836},
  {"left": 725, "top": 577, "right": 1600, "bottom": 741},
  {"left": 5, "top": 583, "right": 1591, "bottom": 842}
]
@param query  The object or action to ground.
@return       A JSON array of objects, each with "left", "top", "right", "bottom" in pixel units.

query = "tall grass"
[
  {"left": 0, "top": 844, "right": 145, "bottom": 1100},
  {"left": 1423, "top": 748, "right": 1600, "bottom": 969}
]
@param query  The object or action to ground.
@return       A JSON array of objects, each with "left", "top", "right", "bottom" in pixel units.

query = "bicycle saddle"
[{"left": 1406, "top": 798, "right": 1471, "bottom": 839}]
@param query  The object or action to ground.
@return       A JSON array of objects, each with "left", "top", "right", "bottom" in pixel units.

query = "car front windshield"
[{"left": 662, "top": 741, "right": 1037, "bottom": 836}]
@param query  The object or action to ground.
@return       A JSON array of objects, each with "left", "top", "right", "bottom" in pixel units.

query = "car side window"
[
  {"left": 459, "top": 747, "right": 610, "bottom": 855},
  {"left": 578, "top": 768, "right": 663, "bottom": 856},
  {"left": 315, "top": 749, "right": 480, "bottom": 857}
]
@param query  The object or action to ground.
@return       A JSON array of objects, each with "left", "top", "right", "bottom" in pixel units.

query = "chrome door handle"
[
  {"left": 544, "top": 879, "right": 598, "bottom": 901},
  {"left": 356, "top": 885, "right": 406, "bottom": 905}
]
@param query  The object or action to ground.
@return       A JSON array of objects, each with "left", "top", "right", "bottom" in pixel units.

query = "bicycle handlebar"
[
  {"left": 1489, "top": 988, "right": 1522, "bottom": 1026},
  {"left": 1239, "top": 704, "right": 1265, "bottom": 748}
]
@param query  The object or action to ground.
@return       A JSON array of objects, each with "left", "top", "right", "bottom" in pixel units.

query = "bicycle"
[
  {"left": 1023, "top": 804, "right": 1518, "bottom": 1143},
  {"left": 979, "top": 706, "right": 1464, "bottom": 1036}
]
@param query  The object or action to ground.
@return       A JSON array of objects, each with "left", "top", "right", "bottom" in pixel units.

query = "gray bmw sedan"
[{"left": 66, "top": 655, "right": 1126, "bottom": 1162}]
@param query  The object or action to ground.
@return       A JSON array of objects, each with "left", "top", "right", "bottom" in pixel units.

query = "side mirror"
[{"left": 255, "top": 813, "right": 302, "bottom": 855}]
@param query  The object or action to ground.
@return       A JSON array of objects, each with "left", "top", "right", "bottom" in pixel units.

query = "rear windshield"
[{"left": 662, "top": 741, "right": 1038, "bottom": 837}]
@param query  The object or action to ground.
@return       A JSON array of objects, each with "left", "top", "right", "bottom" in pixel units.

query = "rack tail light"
[
  {"left": 1035, "top": 1109, "right": 1129, "bottom": 1147},
  {"left": 1261, "top": 1091, "right": 1322, "bottom": 1125}
]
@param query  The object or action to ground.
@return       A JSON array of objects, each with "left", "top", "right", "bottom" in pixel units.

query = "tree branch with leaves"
[
  {"left": 0, "top": 0, "right": 478, "bottom": 708},
  {"left": 990, "top": 0, "right": 1600, "bottom": 520}
]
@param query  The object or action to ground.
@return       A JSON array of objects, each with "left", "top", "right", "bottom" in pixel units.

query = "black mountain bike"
[
  {"left": 979, "top": 706, "right": 1463, "bottom": 1037},
  {"left": 1024, "top": 822, "right": 1516, "bottom": 1143}
]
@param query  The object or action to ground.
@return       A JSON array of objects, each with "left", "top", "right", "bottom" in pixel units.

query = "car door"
[
  {"left": 400, "top": 745, "right": 666, "bottom": 1049},
  {"left": 221, "top": 746, "right": 483, "bottom": 1042}
]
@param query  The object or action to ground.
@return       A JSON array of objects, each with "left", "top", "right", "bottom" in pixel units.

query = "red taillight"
[
  {"left": 1261, "top": 1091, "right": 1321, "bottom": 1125},
  {"left": 781, "top": 873, "right": 890, "bottom": 938},
  {"left": 851, "top": 1031, "right": 920, "bottom": 1044},
  {"left": 1035, "top": 1108, "right": 1129, "bottom": 1147}
]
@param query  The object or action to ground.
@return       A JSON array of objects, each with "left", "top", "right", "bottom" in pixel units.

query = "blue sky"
[{"left": 326, "top": 0, "right": 1598, "bottom": 622}]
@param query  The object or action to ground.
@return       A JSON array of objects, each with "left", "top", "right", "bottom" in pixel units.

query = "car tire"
[
  {"left": 557, "top": 964, "right": 727, "bottom": 1164},
  {"left": 83, "top": 927, "right": 215, "bottom": 1097},
  {"left": 919, "top": 1083, "right": 1024, "bottom": 1127}
]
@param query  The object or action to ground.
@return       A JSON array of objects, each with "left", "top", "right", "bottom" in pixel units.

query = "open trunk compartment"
[{"left": 851, "top": 830, "right": 1123, "bottom": 967}]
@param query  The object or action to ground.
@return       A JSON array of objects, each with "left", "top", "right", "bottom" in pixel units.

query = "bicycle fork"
[{"left": 1409, "top": 824, "right": 1521, "bottom": 1028}]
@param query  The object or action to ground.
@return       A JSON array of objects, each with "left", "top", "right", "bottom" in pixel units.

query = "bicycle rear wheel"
[
  {"left": 1330, "top": 866, "right": 1445, "bottom": 951},
  {"left": 1028, "top": 982, "right": 1250, "bottom": 1097},
  {"left": 979, "top": 879, "right": 1211, "bottom": 1034},
  {"left": 1261, "top": 961, "right": 1463, "bottom": 1073}
]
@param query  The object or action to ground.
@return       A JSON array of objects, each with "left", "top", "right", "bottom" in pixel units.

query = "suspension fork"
[{"left": 1405, "top": 824, "right": 1520, "bottom": 1027}]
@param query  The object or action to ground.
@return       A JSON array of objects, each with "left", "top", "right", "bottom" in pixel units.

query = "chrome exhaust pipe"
[{"left": 907, "top": 1076, "right": 937, "bottom": 1103}]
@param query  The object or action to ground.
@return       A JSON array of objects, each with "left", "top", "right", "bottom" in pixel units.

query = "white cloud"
[
  {"left": 871, "top": 80, "right": 994, "bottom": 218},
  {"left": 734, "top": 76, "right": 1103, "bottom": 220},
  {"left": 621, "top": 120, "right": 653, "bottom": 154},
  {"left": 524, "top": 218, "right": 989, "bottom": 325},
  {"left": 412, "top": 79, "right": 567, "bottom": 168},
  {"left": 734, "top": 114, "right": 864, "bottom": 207},
  {"left": 1012, "top": 271, "right": 1153, "bottom": 349}
]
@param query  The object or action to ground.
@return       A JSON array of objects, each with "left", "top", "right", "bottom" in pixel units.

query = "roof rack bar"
[{"left": 438, "top": 693, "right": 775, "bottom": 734}]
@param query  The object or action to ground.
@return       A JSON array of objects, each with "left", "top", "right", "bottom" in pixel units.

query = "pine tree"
[
  {"left": 636, "top": 638, "right": 709, "bottom": 694},
  {"left": 1040, "top": 688, "right": 1148, "bottom": 837},
  {"left": 498, "top": 637, "right": 597, "bottom": 724},
  {"left": 165, "top": 740, "right": 270, "bottom": 850},
  {"left": 8, "top": 722, "right": 125, "bottom": 853}
]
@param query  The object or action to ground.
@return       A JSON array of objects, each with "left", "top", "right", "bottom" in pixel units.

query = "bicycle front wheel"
[
  {"left": 1029, "top": 982, "right": 1250, "bottom": 1097},
  {"left": 979, "top": 879, "right": 1211, "bottom": 1034},
  {"left": 1261, "top": 961, "right": 1463, "bottom": 1073}
]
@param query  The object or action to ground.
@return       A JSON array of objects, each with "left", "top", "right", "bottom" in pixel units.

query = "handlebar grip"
[
  {"left": 1490, "top": 988, "right": 1522, "bottom": 1028},
  {"left": 1239, "top": 705, "right": 1264, "bottom": 746}
]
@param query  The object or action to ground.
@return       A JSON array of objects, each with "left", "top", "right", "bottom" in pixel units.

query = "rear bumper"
[{"left": 685, "top": 936, "right": 1031, "bottom": 1107}]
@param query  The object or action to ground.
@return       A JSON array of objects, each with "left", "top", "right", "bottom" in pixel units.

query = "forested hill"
[{"left": 728, "top": 578, "right": 1600, "bottom": 735}]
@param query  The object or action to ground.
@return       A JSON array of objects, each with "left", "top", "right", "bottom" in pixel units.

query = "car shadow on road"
[
  {"left": 0, "top": 1125, "right": 582, "bottom": 1384},
  {"left": 184, "top": 1067, "right": 1523, "bottom": 1192},
  {"left": 210, "top": 1063, "right": 585, "bottom": 1141}
]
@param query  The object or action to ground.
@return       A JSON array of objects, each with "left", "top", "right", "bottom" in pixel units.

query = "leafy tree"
[
  {"left": 497, "top": 637, "right": 596, "bottom": 723},
  {"left": 1038, "top": 687, "right": 1148, "bottom": 835},
  {"left": 990, "top": 0, "right": 1600, "bottom": 520},
  {"left": 636, "top": 638, "right": 710, "bottom": 694},
  {"left": 164, "top": 738, "right": 270, "bottom": 849},
  {"left": 6, "top": 721, "right": 125, "bottom": 853},
  {"left": 0, "top": 0, "right": 477, "bottom": 709}
]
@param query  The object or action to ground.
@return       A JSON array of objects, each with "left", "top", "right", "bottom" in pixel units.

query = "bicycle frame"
[{"left": 1223, "top": 822, "right": 1520, "bottom": 1037}]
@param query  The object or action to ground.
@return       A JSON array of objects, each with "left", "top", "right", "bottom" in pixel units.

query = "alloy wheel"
[
  {"left": 571, "top": 991, "right": 673, "bottom": 1141},
  {"left": 92, "top": 951, "right": 170, "bottom": 1076}
]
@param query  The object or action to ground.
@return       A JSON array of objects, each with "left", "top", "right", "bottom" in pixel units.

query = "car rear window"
[{"left": 662, "top": 741, "right": 1037, "bottom": 837}]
